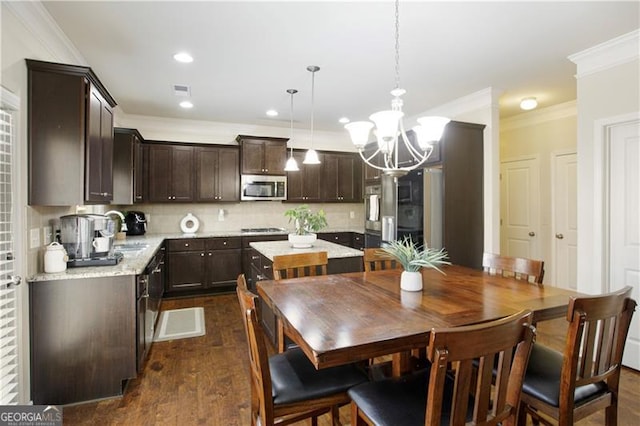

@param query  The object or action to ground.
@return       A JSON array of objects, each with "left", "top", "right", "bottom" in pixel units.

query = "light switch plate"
[{"left": 30, "top": 228, "right": 41, "bottom": 249}]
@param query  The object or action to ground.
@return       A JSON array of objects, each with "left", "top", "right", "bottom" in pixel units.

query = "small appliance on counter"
[
  {"left": 60, "top": 214, "right": 123, "bottom": 267},
  {"left": 125, "top": 211, "right": 147, "bottom": 235}
]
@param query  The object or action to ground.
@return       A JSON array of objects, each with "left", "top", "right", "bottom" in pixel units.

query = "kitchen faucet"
[{"left": 104, "top": 210, "right": 127, "bottom": 232}]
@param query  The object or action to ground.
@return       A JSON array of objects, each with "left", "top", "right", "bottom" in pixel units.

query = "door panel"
[
  {"left": 608, "top": 120, "right": 639, "bottom": 370},
  {"left": 553, "top": 153, "right": 577, "bottom": 290},
  {"left": 500, "top": 158, "right": 540, "bottom": 259}
]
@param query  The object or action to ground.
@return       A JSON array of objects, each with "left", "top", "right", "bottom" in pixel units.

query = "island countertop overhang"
[{"left": 250, "top": 239, "right": 363, "bottom": 262}]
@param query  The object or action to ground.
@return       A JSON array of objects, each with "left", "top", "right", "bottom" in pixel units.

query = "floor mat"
[{"left": 153, "top": 307, "right": 205, "bottom": 342}]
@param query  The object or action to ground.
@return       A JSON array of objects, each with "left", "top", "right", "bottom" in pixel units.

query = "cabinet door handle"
[
  {"left": 251, "top": 255, "right": 259, "bottom": 260},
  {"left": 528, "top": 231, "right": 536, "bottom": 237},
  {"left": 556, "top": 233, "right": 564, "bottom": 239},
  {"left": 263, "top": 265, "right": 269, "bottom": 270}
]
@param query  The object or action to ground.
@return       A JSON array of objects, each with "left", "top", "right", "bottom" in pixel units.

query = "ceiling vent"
[{"left": 173, "top": 84, "right": 191, "bottom": 97}]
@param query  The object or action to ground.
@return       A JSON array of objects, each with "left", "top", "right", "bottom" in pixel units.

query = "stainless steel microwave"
[{"left": 240, "top": 175, "right": 287, "bottom": 201}]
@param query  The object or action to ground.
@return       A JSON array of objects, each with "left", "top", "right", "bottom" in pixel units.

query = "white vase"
[
  {"left": 400, "top": 270, "right": 423, "bottom": 291},
  {"left": 288, "top": 233, "right": 317, "bottom": 248}
]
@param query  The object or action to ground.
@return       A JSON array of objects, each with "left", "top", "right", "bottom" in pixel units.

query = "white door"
[
  {"left": 608, "top": 120, "right": 640, "bottom": 370},
  {"left": 500, "top": 158, "right": 541, "bottom": 261},
  {"left": 552, "top": 152, "right": 578, "bottom": 290},
  {"left": 0, "top": 91, "right": 22, "bottom": 404}
]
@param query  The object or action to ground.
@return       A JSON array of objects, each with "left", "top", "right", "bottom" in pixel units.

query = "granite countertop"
[
  {"left": 250, "top": 239, "right": 363, "bottom": 262},
  {"left": 28, "top": 228, "right": 365, "bottom": 282}
]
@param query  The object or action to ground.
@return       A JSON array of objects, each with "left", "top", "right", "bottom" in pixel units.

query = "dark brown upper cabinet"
[
  {"left": 195, "top": 145, "right": 239, "bottom": 202},
  {"left": 286, "top": 150, "right": 322, "bottom": 202},
  {"left": 321, "top": 152, "right": 363, "bottom": 202},
  {"left": 113, "top": 128, "right": 146, "bottom": 205},
  {"left": 27, "top": 59, "right": 117, "bottom": 206},
  {"left": 236, "top": 135, "right": 288, "bottom": 175},
  {"left": 147, "top": 143, "right": 195, "bottom": 202}
]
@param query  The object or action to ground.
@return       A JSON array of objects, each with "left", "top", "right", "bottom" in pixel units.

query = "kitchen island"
[{"left": 249, "top": 239, "right": 363, "bottom": 347}]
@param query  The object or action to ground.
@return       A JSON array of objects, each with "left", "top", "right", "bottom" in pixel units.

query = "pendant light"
[
  {"left": 303, "top": 65, "right": 321, "bottom": 165},
  {"left": 284, "top": 89, "right": 300, "bottom": 172},
  {"left": 344, "top": 0, "right": 450, "bottom": 177}
]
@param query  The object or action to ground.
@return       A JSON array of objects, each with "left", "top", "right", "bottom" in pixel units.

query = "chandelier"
[{"left": 345, "top": 0, "right": 450, "bottom": 177}]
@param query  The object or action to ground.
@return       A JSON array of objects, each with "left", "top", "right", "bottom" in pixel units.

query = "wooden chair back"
[
  {"left": 522, "top": 286, "right": 636, "bottom": 425},
  {"left": 272, "top": 251, "right": 328, "bottom": 280},
  {"left": 426, "top": 310, "right": 536, "bottom": 426},
  {"left": 236, "top": 277, "right": 274, "bottom": 425},
  {"left": 482, "top": 252, "right": 545, "bottom": 284},
  {"left": 363, "top": 248, "right": 401, "bottom": 272}
]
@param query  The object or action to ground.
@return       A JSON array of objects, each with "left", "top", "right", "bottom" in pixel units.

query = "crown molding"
[
  {"left": 500, "top": 100, "right": 576, "bottom": 132},
  {"left": 409, "top": 87, "right": 502, "bottom": 122},
  {"left": 5, "top": 1, "right": 87, "bottom": 65},
  {"left": 569, "top": 29, "right": 639, "bottom": 78}
]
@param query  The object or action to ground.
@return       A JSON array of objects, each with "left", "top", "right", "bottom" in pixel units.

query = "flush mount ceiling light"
[
  {"left": 520, "top": 97, "right": 538, "bottom": 110},
  {"left": 179, "top": 100, "right": 193, "bottom": 109},
  {"left": 173, "top": 52, "right": 193, "bottom": 63},
  {"left": 266, "top": 109, "right": 278, "bottom": 117},
  {"left": 344, "top": 0, "right": 450, "bottom": 178},
  {"left": 339, "top": 117, "right": 350, "bottom": 124},
  {"left": 303, "top": 65, "right": 321, "bottom": 165},
  {"left": 284, "top": 89, "right": 300, "bottom": 172}
]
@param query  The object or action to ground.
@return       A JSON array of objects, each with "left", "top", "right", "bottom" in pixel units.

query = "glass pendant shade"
[
  {"left": 413, "top": 116, "right": 450, "bottom": 149},
  {"left": 303, "top": 149, "right": 321, "bottom": 165},
  {"left": 284, "top": 154, "right": 299, "bottom": 171},
  {"left": 370, "top": 110, "right": 403, "bottom": 154},
  {"left": 344, "top": 121, "right": 374, "bottom": 149}
]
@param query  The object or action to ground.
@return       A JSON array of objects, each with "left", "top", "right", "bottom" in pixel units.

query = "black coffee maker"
[{"left": 125, "top": 211, "right": 147, "bottom": 235}]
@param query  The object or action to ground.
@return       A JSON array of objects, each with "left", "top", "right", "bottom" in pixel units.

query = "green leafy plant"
[
  {"left": 284, "top": 204, "right": 328, "bottom": 235},
  {"left": 381, "top": 236, "right": 450, "bottom": 273}
]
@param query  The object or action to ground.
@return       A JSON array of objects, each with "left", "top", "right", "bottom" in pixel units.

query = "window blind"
[{"left": 0, "top": 108, "right": 18, "bottom": 405}]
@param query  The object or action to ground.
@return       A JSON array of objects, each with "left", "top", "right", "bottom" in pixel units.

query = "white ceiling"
[{"left": 42, "top": 1, "right": 639, "bottom": 133}]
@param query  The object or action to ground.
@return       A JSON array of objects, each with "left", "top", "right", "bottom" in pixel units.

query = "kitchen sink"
[{"left": 114, "top": 243, "right": 150, "bottom": 253}]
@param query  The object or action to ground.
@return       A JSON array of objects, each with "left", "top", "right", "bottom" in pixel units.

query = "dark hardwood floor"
[{"left": 63, "top": 294, "right": 640, "bottom": 425}]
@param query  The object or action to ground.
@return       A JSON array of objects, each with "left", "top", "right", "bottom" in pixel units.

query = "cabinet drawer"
[
  {"left": 206, "top": 237, "right": 241, "bottom": 250},
  {"left": 167, "top": 238, "right": 205, "bottom": 252},
  {"left": 319, "top": 232, "right": 352, "bottom": 247}
]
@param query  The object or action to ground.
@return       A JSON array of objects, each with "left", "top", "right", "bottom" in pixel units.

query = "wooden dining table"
[{"left": 257, "top": 265, "right": 582, "bottom": 374}]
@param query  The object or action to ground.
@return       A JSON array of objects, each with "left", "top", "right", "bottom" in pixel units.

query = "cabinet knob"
[
  {"left": 209, "top": 252, "right": 212, "bottom": 256},
  {"left": 168, "top": 196, "right": 171, "bottom": 200},
  {"left": 136, "top": 195, "right": 142, "bottom": 200},
  {"left": 223, "top": 241, "right": 227, "bottom": 245},
  {"left": 555, "top": 233, "right": 564, "bottom": 239},
  {"left": 184, "top": 243, "right": 189, "bottom": 247},
  {"left": 201, "top": 253, "right": 205, "bottom": 257},
  {"left": 528, "top": 231, "right": 536, "bottom": 237}
]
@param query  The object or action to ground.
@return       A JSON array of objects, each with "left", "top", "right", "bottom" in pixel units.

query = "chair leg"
[
  {"left": 605, "top": 404, "right": 618, "bottom": 426},
  {"left": 277, "top": 319, "right": 285, "bottom": 353},
  {"left": 330, "top": 405, "right": 341, "bottom": 426},
  {"left": 517, "top": 402, "right": 528, "bottom": 426},
  {"left": 311, "top": 416, "right": 318, "bottom": 426}
]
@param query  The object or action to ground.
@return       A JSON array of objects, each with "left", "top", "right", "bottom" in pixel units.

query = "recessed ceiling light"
[
  {"left": 173, "top": 52, "right": 193, "bottom": 63},
  {"left": 339, "top": 117, "right": 350, "bottom": 124},
  {"left": 179, "top": 100, "right": 193, "bottom": 109},
  {"left": 266, "top": 109, "right": 278, "bottom": 117},
  {"left": 520, "top": 97, "right": 538, "bottom": 110}
]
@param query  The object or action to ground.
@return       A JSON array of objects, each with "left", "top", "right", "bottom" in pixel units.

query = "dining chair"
[
  {"left": 272, "top": 251, "right": 328, "bottom": 280},
  {"left": 362, "top": 248, "right": 401, "bottom": 272},
  {"left": 517, "top": 286, "right": 636, "bottom": 426},
  {"left": 236, "top": 275, "right": 369, "bottom": 426},
  {"left": 348, "top": 309, "right": 536, "bottom": 426},
  {"left": 482, "top": 252, "right": 545, "bottom": 284},
  {"left": 272, "top": 251, "right": 328, "bottom": 352}
]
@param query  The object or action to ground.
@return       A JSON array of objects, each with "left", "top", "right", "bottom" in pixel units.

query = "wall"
[
  {"left": 571, "top": 30, "right": 640, "bottom": 294},
  {"left": 500, "top": 101, "right": 577, "bottom": 283}
]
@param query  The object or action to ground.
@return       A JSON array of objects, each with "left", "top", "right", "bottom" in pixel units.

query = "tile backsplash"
[{"left": 115, "top": 202, "right": 364, "bottom": 234}]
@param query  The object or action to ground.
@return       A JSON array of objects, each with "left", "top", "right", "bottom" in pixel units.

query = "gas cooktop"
[{"left": 241, "top": 227, "right": 286, "bottom": 233}]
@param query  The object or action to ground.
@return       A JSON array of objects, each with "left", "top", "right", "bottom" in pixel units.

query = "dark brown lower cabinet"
[
  {"left": 165, "top": 237, "right": 241, "bottom": 296},
  {"left": 29, "top": 276, "right": 137, "bottom": 405}
]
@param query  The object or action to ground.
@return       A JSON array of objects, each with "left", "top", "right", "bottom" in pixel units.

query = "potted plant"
[
  {"left": 284, "top": 204, "right": 328, "bottom": 248},
  {"left": 380, "top": 236, "right": 450, "bottom": 291}
]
